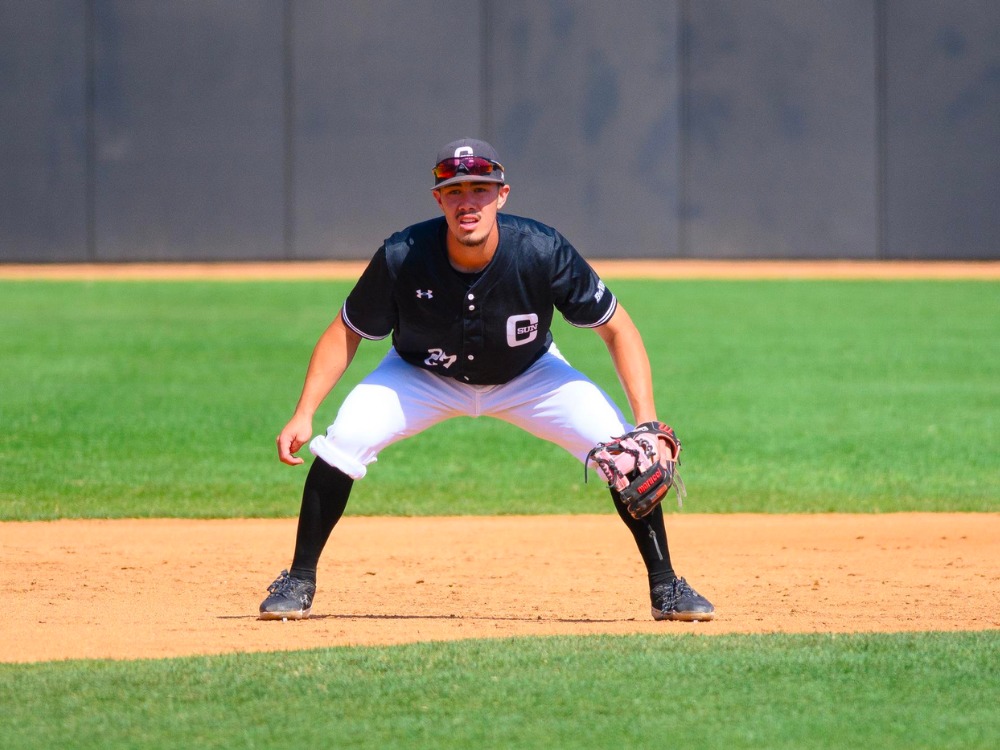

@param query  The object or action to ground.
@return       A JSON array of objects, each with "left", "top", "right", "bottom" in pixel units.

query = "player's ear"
[
  {"left": 431, "top": 189, "right": 444, "bottom": 210},
  {"left": 496, "top": 184, "right": 510, "bottom": 209}
]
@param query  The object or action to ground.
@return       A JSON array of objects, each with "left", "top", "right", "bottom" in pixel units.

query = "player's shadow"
[
  {"left": 327, "top": 612, "right": 633, "bottom": 624},
  {"left": 222, "top": 613, "right": 634, "bottom": 623}
]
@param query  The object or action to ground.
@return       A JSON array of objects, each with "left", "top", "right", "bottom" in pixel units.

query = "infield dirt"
[{"left": 2, "top": 513, "right": 998, "bottom": 663}]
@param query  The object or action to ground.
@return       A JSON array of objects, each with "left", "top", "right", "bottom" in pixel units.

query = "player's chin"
[{"left": 455, "top": 228, "right": 488, "bottom": 247}]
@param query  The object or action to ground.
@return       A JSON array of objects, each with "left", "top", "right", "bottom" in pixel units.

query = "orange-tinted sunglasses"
[{"left": 432, "top": 156, "right": 504, "bottom": 181}]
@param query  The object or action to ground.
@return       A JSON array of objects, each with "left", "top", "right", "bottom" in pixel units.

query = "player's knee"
[{"left": 308, "top": 433, "right": 371, "bottom": 479}]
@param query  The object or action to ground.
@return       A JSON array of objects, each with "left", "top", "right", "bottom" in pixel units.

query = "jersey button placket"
[{"left": 461, "top": 291, "right": 482, "bottom": 382}]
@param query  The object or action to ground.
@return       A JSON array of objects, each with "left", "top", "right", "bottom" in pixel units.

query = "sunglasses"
[{"left": 432, "top": 156, "right": 504, "bottom": 181}]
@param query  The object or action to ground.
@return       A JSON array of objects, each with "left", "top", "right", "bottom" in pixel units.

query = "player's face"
[{"left": 433, "top": 182, "right": 510, "bottom": 248}]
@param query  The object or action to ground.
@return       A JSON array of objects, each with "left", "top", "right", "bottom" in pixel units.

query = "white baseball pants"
[{"left": 309, "top": 344, "right": 629, "bottom": 479}]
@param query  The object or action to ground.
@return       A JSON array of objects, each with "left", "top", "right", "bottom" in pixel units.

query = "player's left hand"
[{"left": 586, "top": 421, "right": 686, "bottom": 518}]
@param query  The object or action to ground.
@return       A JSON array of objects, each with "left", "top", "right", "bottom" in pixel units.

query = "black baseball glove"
[{"left": 586, "top": 421, "right": 686, "bottom": 519}]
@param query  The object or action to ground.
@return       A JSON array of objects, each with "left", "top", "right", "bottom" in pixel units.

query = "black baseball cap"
[{"left": 432, "top": 138, "right": 506, "bottom": 190}]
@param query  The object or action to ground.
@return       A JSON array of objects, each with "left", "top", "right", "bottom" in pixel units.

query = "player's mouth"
[{"left": 457, "top": 213, "right": 480, "bottom": 231}]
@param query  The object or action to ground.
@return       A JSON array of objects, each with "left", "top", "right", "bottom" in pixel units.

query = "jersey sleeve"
[
  {"left": 341, "top": 246, "right": 395, "bottom": 340},
  {"left": 550, "top": 235, "right": 617, "bottom": 328}
]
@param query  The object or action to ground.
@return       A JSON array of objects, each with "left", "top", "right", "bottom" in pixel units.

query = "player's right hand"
[{"left": 276, "top": 415, "right": 313, "bottom": 465}]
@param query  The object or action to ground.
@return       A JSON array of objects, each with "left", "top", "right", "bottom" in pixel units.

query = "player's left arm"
[{"left": 594, "top": 304, "right": 657, "bottom": 425}]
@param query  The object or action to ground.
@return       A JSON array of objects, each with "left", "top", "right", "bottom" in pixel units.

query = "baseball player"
[{"left": 260, "top": 138, "right": 714, "bottom": 622}]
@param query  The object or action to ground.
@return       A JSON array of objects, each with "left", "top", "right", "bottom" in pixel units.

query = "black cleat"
[
  {"left": 650, "top": 577, "right": 715, "bottom": 622},
  {"left": 259, "top": 570, "right": 316, "bottom": 620}
]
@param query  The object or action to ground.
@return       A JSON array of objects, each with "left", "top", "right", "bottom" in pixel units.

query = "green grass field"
[
  {"left": 1, "top": 278, "right": 998, "bottom": 748},
  {"left": 1, "top": 633, "right": 997, "bottom": 749},
  {"left": 1, "top": 279, "right": 997, "bottom": 518}
]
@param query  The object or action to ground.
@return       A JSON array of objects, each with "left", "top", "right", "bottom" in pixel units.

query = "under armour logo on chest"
[{"left": 416, "top": 289, "right": 434, "bottom": 299}]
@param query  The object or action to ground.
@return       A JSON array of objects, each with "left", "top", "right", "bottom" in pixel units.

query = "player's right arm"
[{"left": 276, "top": 311, "right": 362, "bottom": 465}]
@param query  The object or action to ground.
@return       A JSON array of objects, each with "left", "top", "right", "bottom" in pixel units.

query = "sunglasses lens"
[
  {"left": 433, "top": 156, "right": 500, "bottom": 180},
  {"left": 432, "top": 160, "right": 458, "bottom": 180}
]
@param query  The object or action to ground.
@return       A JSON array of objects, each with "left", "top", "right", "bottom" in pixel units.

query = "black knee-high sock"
[
  {"left": 610, "top": 489, "right": 676, "bottom": 588},
  {"left": 288, "top": 458, "right": 353, "bottom": 583}
]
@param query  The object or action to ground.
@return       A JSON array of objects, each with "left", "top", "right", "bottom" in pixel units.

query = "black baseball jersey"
[{"left": 341, "top": 214, "right": 617, "bottom": 385}]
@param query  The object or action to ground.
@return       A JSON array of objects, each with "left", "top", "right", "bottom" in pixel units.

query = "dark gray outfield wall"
[{"left": 2, "top": 0, "right": 998, "bottom": 262}]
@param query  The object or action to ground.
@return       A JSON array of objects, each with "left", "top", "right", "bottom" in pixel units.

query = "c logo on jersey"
[{"left": 506, "top": 313, "right": 539, "bottom": 347}]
